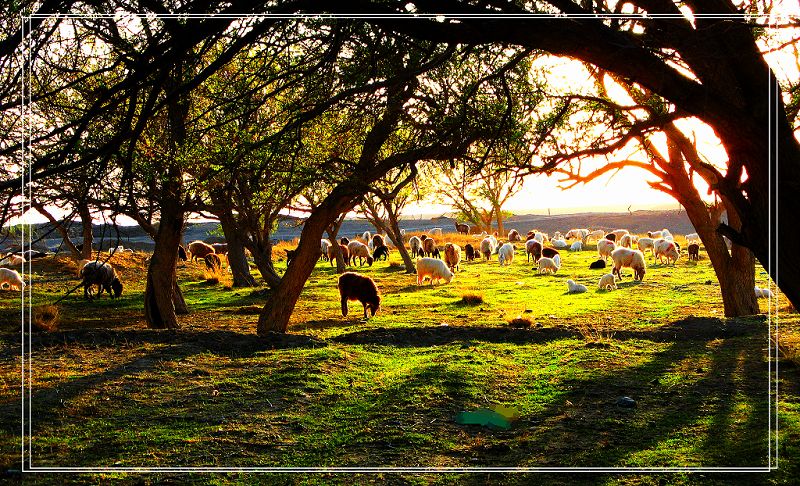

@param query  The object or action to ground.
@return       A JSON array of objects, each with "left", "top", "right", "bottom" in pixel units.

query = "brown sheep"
[
  {"left": 371, "top": 234, "right": 385, "bottom": 249},
  {"left": 464, "top": 243, "right": 476, "bottom": 262},
  {"left": 526, "top": 239, "right": 542, "bottom": 262},
  {"left": 541, "top": 247, "right": 560, "bottom": 260},
  {"left": 444, "top": 243, "right": 461, "bottom": 272},
  {"left": 188, "top": 241, "right": 215, "bottom": 262},
  {"left": 211, "top": 243, "right": 228, "bottom": 255},
  {"left": 423, "top": 237, "right": 436, "bottom": 257},
  {"left": 454, "top": 222, "right": 470, "bottom": 235},
  {"left": 328, "top": 244, "right": 350, "bottom": 266},
  {"left": 688, "top": 243, "right": 700, "bottom": 261},
  {"left": 338, "top": 272, "right": 381, "bottom": 319},
  {"left": 204, "top": 253, "right": 222, "bottom": 271}
]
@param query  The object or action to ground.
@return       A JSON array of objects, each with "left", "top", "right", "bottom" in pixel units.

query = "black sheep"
[
  {"left": 589, "top": 259, "right": 607, "bottom": 269},
  {"left": 464, "top": 244, "right": 475, "bottom": 262},
  {"left": 80, "top": 261, "right": 123, "bottom": 300},
  {"left": 373, "top": 245, "right": 390, "bottom": 261},
  {"left": 338, "top": 272, "right": 381, "bottom": 319}
]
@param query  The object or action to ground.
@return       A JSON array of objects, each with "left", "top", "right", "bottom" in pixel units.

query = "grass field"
[{"left": 1, "top": 233, "right": 799, "bottom": 484}]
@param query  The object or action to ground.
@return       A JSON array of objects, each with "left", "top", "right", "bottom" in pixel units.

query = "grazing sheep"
[
  {"left": 408, "top": 236, "right": 423, "bottom": 258},
  {"left": 188, "top": 241, "right": 215, "bottom": 262},
  {"left": 566, "top": 279, "right": 588, "bottom": 294},
  {"left": 526, "top": 239, "right": 542, "bottom": 262},
  {"left": 80, "top": 261, "right": 123, "bottom": 299},
  {"left": 755, "top": 286, "right": 774, "bottom": 299},
  {"left": 371, "top": 234, "right": 385, "bottom": 250},
  {"left": 340, "top": 237, "right": 350, "bottom": 246},
  {"left": 533, "top": 232, "right": 547, "bottom": 244},
  {"left": 619, "top": 234, "right": 638, "bottom": 248},
  {"left": 498, "top": 243, "right": 515, "bottom": 266},
  {"left": 444, "top": 243, "right": 462, "bottom": 272},
  {"left": 420, "top": 234, "right": 428, "bottom": 242},
  {"left": 611, "top": 247, "right": 646, "bottom": 281},
  {"left": 537, "top": 257, "right": 560, "bottom": 274},
  {"left": 688, "top": 243, "right": 700, "bottom": 261},
  {"left": 75, "top": 258, "right": 93, "bottom": 277},
  {"left": 653, "top": 238, "right": 680, "bottom": 265},
  {"left": 0, "top": 268, "right": 24, "bottom": 291},
  {"left": 338, "top": 272, "right": 381, "bottom": 318},
  {"left": 362, "top": 231, "right": 372, "bottom": 242},
  {"left": 108, "top": 245, "right": 125, "bottom": 255},
  {"left": 211, "top": 243, "right": 228, "bottom": 255},
  {"left": 598, "top": 273, "right": 617, "bottom": 290},
  {"left": 569, "top": 241, "right": 583, "bottom": 252},
  {"left": 661, "top": 229, "right": 674, "bottom": 241},
  {"left": 480, "top": 237, "right": 496, "bottom": 260},
  {"left": 455, "top": 222, "right": 470, "bottom": 235},
  {"left": 587, "top": 229, "right": 605, "bottom": 242},
  {"left": 321, "top": 239, "right": 332, "bottom": 261},
  {"left": 611, "top": 229, "right": 630, "bottom": 241},
  {"left": 508, "top": 229, "right": 522, "bottom": 242},
  {"left": 647, "top": 230, "right": 664, "bottom": 239},
  {"left": 589, "top": 259, "right": 606, "bottom": 269},
  {"left": 551, "top": 239, "right": 569, "bottom": 249},
  {"left": 430, "top": 228, "right": 443, "bottom": 236},
  {"left": 685, "top": 233, "right": 701, "bottom": 244},
  {"left": 541, "top": 248, "right": 560, "bottom": 261},
  {"left": 347, "top": 241, "right": 374, "bottom": 267},
  {"left": 2, "top": 254, "right": 25, "bottom": 266},
  {"left": 604, "top": 233, "right": 617, "bottom": 242},
  {"left": 328, "top": 244, "right": 351, "bottom": 266},
  {"left": 205, "top": 253, "right": 222, "bottom": 271},
  {"left": 464, "top": 243, "right": 476, "bottom": 262},
  {"left": 566, "top": 228, "right": 590, "bottom": 242},
  {"left": 637, "top": 237, "right": 655, "bottom": 256},
  {"left": 423, "top": 237, "right": 437, "bottom": 257},
  {"left": 373, "top": 245, "right": 390, "bottom": 261},
  {"left": 597, "top": 239, "right": 616, "bottom": 261},
  {"left": 178, "top": 245, "right": 188, "bottom": 261},
  {"left": 416, "top": 257, "right": 454, "bottom": 285}
]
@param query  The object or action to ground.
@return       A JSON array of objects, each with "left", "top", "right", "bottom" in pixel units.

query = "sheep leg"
[{"left": 341, "top": 296, "right": 349, "bottom": 317}]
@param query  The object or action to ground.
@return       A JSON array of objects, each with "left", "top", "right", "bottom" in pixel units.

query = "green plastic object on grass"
[{"left": 455, "top": 405, "right": 520, "bottom": 430}]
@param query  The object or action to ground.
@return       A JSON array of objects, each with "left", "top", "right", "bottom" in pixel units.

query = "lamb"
[
  {"left": 587, "top": 229, "right": 606, "bottom": 242},
  {"left": 0, "top": 268, "right": 24, "bottom": 291},
  {"left": 537, "top": 256, "right": 560, "bottom": 274},
  {"left": 619, "top": 234, "right": 637, "bottom": 248},
  {"left": 108, "top": 245, "right": 125, "bottom": 255},
  {"left": 480, "top": 237, "right": 496, "bottom": 260},
  {"left": 338, "top": 272, "right": 381, "bottom": 318},
  {"left": 416, "top": 257, "right": 454, "bottom": 285},
  {"left": 589, "top": 259, "right": 606, "bottom": 269},
  {"left": 328, "top": 244, "right": 350, "bottom": 266},
  {"left": 321, "top": 239, "right": 332, "bottom": 261},
  {"left": 187, "top": 241, "right": 215, "bottom": 262},
  {"left": 211, "top": 243, "right": 228, "bottom": 255},
  {"left": 685, "top": 233, "right": 701, "bottom": 244},
  {"left": 637, "top": 237, "right": 655, "bottom": 256},
  {"left": 372, "top": 245, "right": 390, "bottom": 261},
  {"left": 408, "top": 236, "right": 423, "bottom": 258},
  {"left": 347, "top": 241, "right": 374, "bottom": 267},
  {"left": 498, "top": 243, "right": 514, "bottom": 266},
  {"left": 422, "top": 237, "right": 437, "bottom": 257},
  {"left": 508, "top": 229, "right": 522, "bottom": 242},
  {"left": 755, "top": 286, "right": 774, "bottom": 299},
  {"left": 610, "top": 247, "right": 646, "bottom": 281},
  {"left": 597, "top": 238, "right": 616, "bottom": 261},
  {"left": 688, "top": 243, "right": 700, "bottom": 261},
  {"left": 205, "top": 253, "right": 222, "bottom": 271},
  {"left": 444, "top": 243, "right": 462, "bottom": 272},
  {"left": 464, "top": 243, "right": 476, "bottom": 262},
  {"left": 80, "top": 261, "right": 123, "bottom": 299},
  {"left": 566, "top": 279, "right": 588, "bottom": 294},
  {"left": 526, "top": 239, "right": 542, "bottom": 262},
  {"left": 552, "top": 231, "right": 564, "bottom": 241},
  {"left": 569, "top": 241, "right": 582, "bottom": 252},
  {"left": 430, "top": 228, "right": 443, "bottom": 236},
  {"left": 550, "top": 239, "right": 568, "bottom": 249},
  {"left": 455, "top": 222, "right": 470, "bottom": 235},
  {"left": 653, "top": 238, "right": 680, "bottom": 265},
  {"left": 533, "top": 232, "right": 547, "bottom": 244},
  {"left": 566, "top": 228, "right": 590, "bottom": 242},
  {"left": 647, "top": 230, "right": 663, "bottom": 239},
  {"left": 598, "top": 273, "right": 617, "bottom": 291}
]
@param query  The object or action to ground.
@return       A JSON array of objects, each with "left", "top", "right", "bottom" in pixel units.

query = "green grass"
[{"left": 0, "top": 240, "right": 798, "bottom": 484}]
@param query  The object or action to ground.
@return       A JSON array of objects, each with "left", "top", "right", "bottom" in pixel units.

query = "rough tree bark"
[
  {"left": 249, "top": 237, "right": 283, "bottom": 288},
  {"left": 144, "top": 200, "right": 187, "bottom": 329},
  {"left": 77, "top": 203, "right": 94, "bottom": 259},
  {"left": 217, "top": 210, "right": 257, "bottom": 287},
  {"left": 326, "top": 214, "right": 348, "bottom": 274},
  {"left": 32, "top": 201, "right": 82, "bottom": 259}
]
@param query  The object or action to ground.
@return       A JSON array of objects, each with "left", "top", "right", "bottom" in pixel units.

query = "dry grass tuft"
[
  {"left": 389, "top": 261, "right": 403, "bottom": 269},
  {"left": 32, "top": 304, "right": 60, "bottom": 332},
  {"left": 575, "top": 319, "right": 616, "bottom": 345},
  {"left": 460, "top": 293, "right": 484, "bottom": 305},
  {"left": 508, "top": 315, "right": 532, "bottom": 328},
  {"left": 776, "top": 336, "right": 800, "bottom": 366}
]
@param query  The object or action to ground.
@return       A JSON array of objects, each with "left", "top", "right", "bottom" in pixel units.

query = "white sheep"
[
  {"left": 611, "top": 229, "right": 630, "bottom": 241},
  {"left": 408, "top": 236, "right": 423, "bottom": 258},
  {"left": 566, "top": 228, "right": 590, "bottom": 242},
  {"left": 597, "top": 239, "right": 616, "bottom": 261},
  {"left": 347, "top": 241, "right": 374, "bottom": 266},
  {"left": 362, "top": 231, "right": 371, "bottom": 242},
  {"left": 755, "top": 286, "right": 774, "bottom": 298},
  {"left": 498, "top": 243, "right": 515, "bottom": 266},
  {"left": 598, "top": 273, "right": 617, "bottom": 291},
  {"left": 321, "top": 239, "right": 332, "bottom": 260},
  {"left": 569, "top": 241, "right": 582, "bottom": 252},
  {"left": 587, "top": 230, "right": 606, "bottom": 242},
  {"left": 2, "top": 254, "right": 26, "bottom": 266},
  {"left": 551, "top": 239, "right": 569, "bottom": 249},
  {"left": 430, "top": 227, "right": 443, "bottom": 236},
  {"left": 0, "top": 268, "right": 24, "bottom": 290},
  {"left": 537, "top": 256, "right": 559, "bottom": 274},
  {"left": 533, "top": 232, "right": 548, "bottom": 244},
  {"left": 480, "top": 237, "right": 496, "bottom": 260},
  {"left": 619, "top": 234, "right": 637, "bottom": 248},
  {"left": 488, "top": 235, "right": 498, "bottom": 252},
  {"left": 661, "top": 229, "right": 673, "bottom": 241},
  {"left": 416, "top": 257, "right": 454, "bottom": 285},
  {"left": 566, "top": 279, "right": 588, "bottom": 294},
  {"left": 647, "top": 230, "right": 663, "bottom": 239},
  {"left": 637, "top": 237, "right": 655, "bottom": 256},
  {"left": 685, "top": 233, "right": 701, "bottom": 244},
  {"left": 611, "top": 247, "right": 647, "bottom": 281},
  {"left": 108, "top": 245, "right": 125, "bottom": 255},
  {"left": 653, "top": 238, "right": 680, "bottom": 265}
]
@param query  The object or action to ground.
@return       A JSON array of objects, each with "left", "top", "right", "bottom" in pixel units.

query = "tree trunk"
[
  {"left": 258, "top": 195, "right": 355, "bottom": 335},
  {"left": 382, "top": 202, "right": 415, "bottom": 273},
  {"left": 494, "top": 204, "right": 504, "bottom": 236},
  {"left": 78, "top": 203, "right": 93, "bottom": 259},
  {"left": 217, "top": 212, "right": 257, "bottom": 287},
  {"left": 144, "top": 203, "right": 185, "bottom": 329},
  {"left": 32, "top": 201, "right": 82, "bottom": 259},
  {"left": 250, "top": 237, "right": 282, "bottom": 289},
  {"left": 326, "top": 215, "right": 348, "bottom": 274}
]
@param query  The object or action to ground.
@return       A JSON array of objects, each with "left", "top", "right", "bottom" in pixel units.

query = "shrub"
[{"left": 32, "top": 305, "right": 59, "bottom": 332}]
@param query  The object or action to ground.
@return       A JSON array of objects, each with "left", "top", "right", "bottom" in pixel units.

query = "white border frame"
[{"left": 18, "top": 10, "right": 784, "bottom": 474}]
